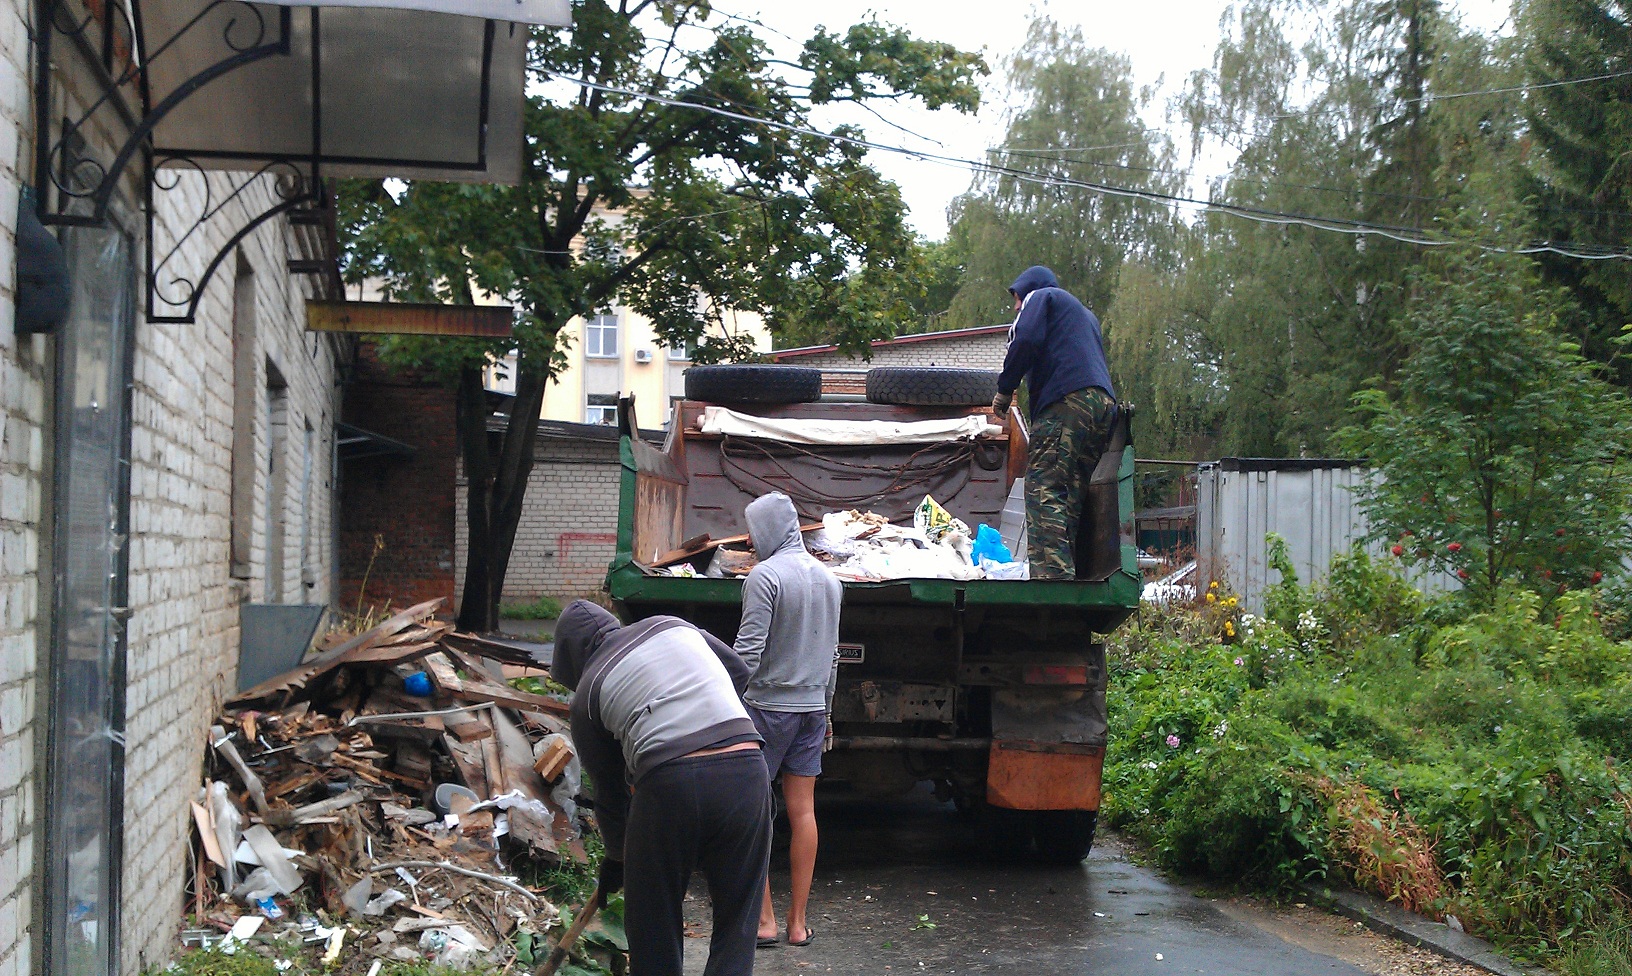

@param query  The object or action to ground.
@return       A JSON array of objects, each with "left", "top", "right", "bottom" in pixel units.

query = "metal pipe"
[{"left": 831, "top": 736, "right": 990, "bottom": 752}]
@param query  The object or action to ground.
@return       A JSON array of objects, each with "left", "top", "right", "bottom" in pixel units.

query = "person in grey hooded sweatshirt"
[
  {"left": 736, "top": 492, "right": 843, "bottom": 948},
  {"left": 552, "top": 599, "right": 772, "bottom": 976}
]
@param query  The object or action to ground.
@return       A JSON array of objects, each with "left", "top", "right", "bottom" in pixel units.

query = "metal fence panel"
[{"left": 1196, "top": 460, "right": 1459, "bottom": 613}]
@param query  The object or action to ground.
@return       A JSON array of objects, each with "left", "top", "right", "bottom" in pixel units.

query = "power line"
[{"left": 546, "top": 73, "right": 1632, "bottom": 261}]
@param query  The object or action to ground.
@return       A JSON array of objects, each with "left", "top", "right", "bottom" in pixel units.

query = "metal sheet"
[
  {"left": 1196, "top": 462, "right": 1460, "bottom": 614},
  {"left": 985, "top": 742, "right": 1104, "bottom": 811},
  {"left": 306, "top": 301, "right": 514, "bottom": 336},
  {"left": 144, "top": 3, "right": 528, "bottom": 183},
  {"left": 264, "top": 0, "right": 570, "bottom": 26},
  {"left": 238, "top": 604, "right": 328, "bottom": 692}
]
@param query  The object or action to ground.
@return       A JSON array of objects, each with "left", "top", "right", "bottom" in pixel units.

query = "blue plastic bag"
[{"left": 971, "top": 524, "right": 1013, "bottom": 565}]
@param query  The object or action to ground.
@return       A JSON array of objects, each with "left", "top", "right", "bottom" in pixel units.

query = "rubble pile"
[
  {"left": 654, "top": 494, "right": 1028, "bottom": 582},
  {"left": 183, "top": 598, "right": 593, "bottom": 973}
]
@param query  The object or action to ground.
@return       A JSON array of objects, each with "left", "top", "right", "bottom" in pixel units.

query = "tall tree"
[
  {"left": 941, "top": 18, "right": 1184, "bottom": 329},
  {"left": 340, "top": 2, "right": 985, "bottom": 630},
  {"left": 1522, "top": 0, "right": 1632, "bottom": 375}
]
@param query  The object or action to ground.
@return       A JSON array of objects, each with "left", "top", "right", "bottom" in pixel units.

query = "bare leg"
[
  {"left": 758, "top": 879, "right": 777, "bottom": 941},
  {"left": 783, "top": 774, "right": 818, "bottom": 943}
]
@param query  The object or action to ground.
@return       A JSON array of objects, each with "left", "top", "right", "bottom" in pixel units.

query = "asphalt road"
[{"left": 681, "top": 788, "right": 1473, "bottom": 976}]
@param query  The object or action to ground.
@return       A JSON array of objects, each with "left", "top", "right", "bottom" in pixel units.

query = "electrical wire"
[{"left": 546, "top": 72, "right": 1632, "bottom": 261}]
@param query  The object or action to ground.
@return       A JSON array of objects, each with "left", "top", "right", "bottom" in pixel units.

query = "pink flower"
[
  {"left": 1166, "top": 734, "right": 1181, "bottom": 749},
  {"left": 1233, "top": 657, "right": 1245, "bottom": 667}
]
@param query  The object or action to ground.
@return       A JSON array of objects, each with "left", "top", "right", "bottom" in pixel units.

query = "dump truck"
[{"left": 605, "top": 364, "right": 1139, "bottom": 861}]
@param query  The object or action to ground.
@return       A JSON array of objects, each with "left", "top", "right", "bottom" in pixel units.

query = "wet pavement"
[{"left": 681, "top": 788, "right": 1458, "bottom": 975}]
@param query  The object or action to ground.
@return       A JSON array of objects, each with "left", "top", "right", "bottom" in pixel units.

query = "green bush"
[
  {"left": 500, "top": 595, "right": 564, "bottom": 620},
  {"left": 1108, "top": 548, "right": 1632, "bottom": 958}
]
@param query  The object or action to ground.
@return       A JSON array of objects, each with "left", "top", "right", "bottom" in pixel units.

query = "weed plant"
[{"left": 1106, "top": 544, "right": 1632, "bottom": 965}]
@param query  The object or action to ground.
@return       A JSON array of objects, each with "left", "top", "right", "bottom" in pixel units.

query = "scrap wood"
[
  {"left": 267, "top": 789, "right": 365, "bottom": 827},
  {"left": 441, "top": 648, "right": 569, "bottom": 717},
  {"left": 650, "top": 523, "right": 821, "bottom": 568},
  {"left": 448, "top": 715, "right": 493, "bottom": 742},
  {"left": 443, "top": 632, "right": 554, "bottom": 668},
  {"left": 533, "top": 738, "right": 572, "bottom": 783},
  {"left": 228, "top": 598, "right": 445, "bottom": 705},
  {"left": 366, "top": 860, "right": 539, "bottom": 902},
  {"left": 190, "top": 800, "right": 225, "bottom": 867}
]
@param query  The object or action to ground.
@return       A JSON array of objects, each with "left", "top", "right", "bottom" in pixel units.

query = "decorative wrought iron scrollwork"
[
  {"left": 145, "top": 155, "right": 327, "bottom": 323},
  {"left": 34, "top": 0, "right": 292, "bottom": 227}
]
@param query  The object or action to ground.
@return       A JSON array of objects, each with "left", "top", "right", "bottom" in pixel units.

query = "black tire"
[
  {"left": 1029, "top": 809, "right": 1098, "bottom": 864},
  {"left": 978, "top": 803, "right": 1035, "bottom": 858},
  {"left": 865, "top": 366, "right": 1000, "bottom": 407},
  {"left": 683, "top": 364, "right": 823, "bottom": 404}
]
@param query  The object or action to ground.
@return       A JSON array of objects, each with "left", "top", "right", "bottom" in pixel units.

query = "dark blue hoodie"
[{"left": 998, "top": 266, "right": 1116, "bottom": 420}]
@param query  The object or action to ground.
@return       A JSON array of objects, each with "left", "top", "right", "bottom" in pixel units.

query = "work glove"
[
  {"left": 991, "top": 391, "right": 1013, "bottom": 416},
  {"left": 823, "top": 716, "right": 835, "bottom": 754},
  {"left": 597, "top": 857, "right": 624, "bottom": 894}
]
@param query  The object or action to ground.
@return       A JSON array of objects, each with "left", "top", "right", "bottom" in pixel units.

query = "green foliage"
[
  {"left": 499, "top": 595, "right": 564, "bottom": 620},
  {"left": 941, "top": 18, "right": 1183, "bottom": 330},
  {"left": 1337, "top": 248, "right": 1632, "bottom": 602},
  {"left": 1109, "top": 554, "right": 1632, "bottom": 956}
]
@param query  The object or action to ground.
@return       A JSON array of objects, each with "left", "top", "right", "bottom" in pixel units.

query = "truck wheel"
[
  {"left": 1029, "top": 810, "right": 1098, "bottom": 864},
  {"left": 865, "top": 366, "right": 1000, "bottom": 407},
  {"left": 683, "top": 364, "right": 822, "bottom": 404}
]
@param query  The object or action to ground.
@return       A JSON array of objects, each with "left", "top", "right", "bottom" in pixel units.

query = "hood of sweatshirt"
[
  {"left": 745, "top": 492, "right": 805, "bottom": 561},
  {"left": 1008, "top": 265, "right": 1059, "bottom": 300},
  {"left": 551, "top": 599, "right": 622, "bottom": 691}
]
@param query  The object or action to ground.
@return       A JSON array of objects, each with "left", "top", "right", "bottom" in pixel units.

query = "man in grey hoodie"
[
  {"left": 736, "top": 492, "right": 843, "bottom": 948},
  {"left": 553, "top": 600, "right": 771, "bottom": 976}
]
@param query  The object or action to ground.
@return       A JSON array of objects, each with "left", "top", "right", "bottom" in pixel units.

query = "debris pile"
[
  {"left": 652, "top": 495, "right": 1029, "bottom": 582},
  {"left": 184, "top": 598, "right": 591, "bottom": 972}
]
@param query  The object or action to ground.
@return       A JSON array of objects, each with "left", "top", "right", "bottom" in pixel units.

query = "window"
[
  {"left": 586, "top": 393, "right": 619, "bottom": 425},
  {"left": 668, "top": 338, "right": 697, "bottom": 361},
  {"left": 585, "top": 311, "right": 619, "bottom": 358}
]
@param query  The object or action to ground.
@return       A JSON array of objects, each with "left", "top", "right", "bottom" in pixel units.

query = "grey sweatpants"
[{"left": 624, "top": 749, "right": 772, "bottom": 976}]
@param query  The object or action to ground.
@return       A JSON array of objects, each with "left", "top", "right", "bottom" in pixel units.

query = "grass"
[{"left": 499, "top": 595, "right": 564, "bottom": 620}]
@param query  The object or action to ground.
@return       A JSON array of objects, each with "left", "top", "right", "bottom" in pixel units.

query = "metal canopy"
[
  {"left": 33, "top": 0, "right": 567, "bottom": 323},
  {"left": 143, "top": 3, "right": 530, "bottom": 183}
]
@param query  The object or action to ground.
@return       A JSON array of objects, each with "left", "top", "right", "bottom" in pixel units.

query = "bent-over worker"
[
  {"left": 552, "top": 600, "right": 772, "bottom": 976},
  {"left": 991, "top": 265, "right": 1118, "bottom": 580},
  {"left": 736, "top": 492, "right": 843, "bottom": 948}
]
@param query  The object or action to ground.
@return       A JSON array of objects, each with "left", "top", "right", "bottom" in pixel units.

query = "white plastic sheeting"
[
  {"left": 700, "top": 406, "right": 1001, "bottom": 445},
  {"left": 1195, "top": 460, "right": 1459, "bottom": 614}
]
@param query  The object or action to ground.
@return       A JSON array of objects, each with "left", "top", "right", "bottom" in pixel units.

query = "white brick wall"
[
  {"left": 120, "top": 169, "right": 340, "bottom": 974},
  {"left": 455, "top": 436, "right": 623, "bottom": 604},
  {"left": 0, "top": 7, "right": 342, "bottom": 972},
  {"left": 778, "top": 331, "right": 1008, "bottom": 371},
  {"left": 0, "top": 2, "right": 43, "bottom": 974}
]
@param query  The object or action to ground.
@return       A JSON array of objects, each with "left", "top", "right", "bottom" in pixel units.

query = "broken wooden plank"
[
  {"left": 211, "top": 725, "right": 270, "bottom": 817},
  {"left": 532, "top": 737, "right": 573, "bottom": 784},
  {"left": 444, "top": 735, "right": 490, "bottom": 799},
  {"left": 228, "top": 598, "right": 445, "bottom": 705},
  {"left": 650, "top": 523, "right": 821, "bottom": 567},
  {"left": 447, "top": 716, "right": 494, "bottom": 743}
]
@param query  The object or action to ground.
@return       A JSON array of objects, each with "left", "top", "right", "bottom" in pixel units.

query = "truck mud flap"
[{"left": 986, "top": 740, "right": 1105, "bottom": 811}]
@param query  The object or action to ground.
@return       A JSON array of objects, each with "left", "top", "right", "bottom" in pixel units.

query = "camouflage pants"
[{"left": 1026, "top": 387, "right": 1116, "bottom": 580}]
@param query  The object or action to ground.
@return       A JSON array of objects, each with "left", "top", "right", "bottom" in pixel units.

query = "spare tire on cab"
[
  {"left": 865, "top": 366, "right": 1000, "bottom": 407},
  {"left": 683, "top": 364, "right": 823, "bottom": 404}
]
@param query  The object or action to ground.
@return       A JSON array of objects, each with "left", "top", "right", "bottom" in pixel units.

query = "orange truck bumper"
[{"left": 985, "top": 739, "right": 1104, "bottom": 811}]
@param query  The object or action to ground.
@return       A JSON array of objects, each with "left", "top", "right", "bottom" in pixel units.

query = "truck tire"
[
  {"left": 684, "top": 364, "right": 823, "bottom": 404},
  {"left": 1029, "top": 810, "right": 1098, "bottom": 864},
  {"left": 865, "top": 366, "right": 1000, "bottom": 407}
]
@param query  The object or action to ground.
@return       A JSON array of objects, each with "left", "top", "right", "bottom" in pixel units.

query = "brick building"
[
  {"left": 770, "top": 324, "right": 1010, "bottom": 370},
  {"left": 0, "top": 3, "right": 568, "bottom": 975},
  {"left": 338, "top": 343, "right": 459, "bottom": 613},
  {"left": 456, "top": 420, "right": 663, "bottom": 604}
]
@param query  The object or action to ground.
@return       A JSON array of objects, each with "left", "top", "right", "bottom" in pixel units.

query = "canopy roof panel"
[{"left": 142, "top": 1, "right": 548, "bottom": 183}]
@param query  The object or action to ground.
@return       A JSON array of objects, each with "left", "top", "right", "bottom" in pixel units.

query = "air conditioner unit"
[{"left": 633, "top": 348, "right": 654, "bottom": 363}]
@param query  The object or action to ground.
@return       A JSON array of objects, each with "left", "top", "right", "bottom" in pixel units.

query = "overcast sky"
[{"left": 726, "top": 0, "right": 1513, "bottom": 239}]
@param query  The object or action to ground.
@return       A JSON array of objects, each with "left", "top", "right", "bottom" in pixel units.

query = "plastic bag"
[
  {"left": 980, "top": 557, "right": 1028, "bottom": 580},
  {"left": 914, "top": 495, "right": 953, "bottom": 540},
  {"left": 971, "top": 524, "right": 1012, "bottom": 565}
]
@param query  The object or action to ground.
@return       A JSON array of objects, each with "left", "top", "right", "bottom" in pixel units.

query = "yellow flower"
[
  {"left": 1205, "top": 592, "right": 1217, "bottom": 604},
  {"left": 1209, "top": 581, "right": 1220, "bottom": 590},
  {"left": 1226, "top": 596, "right": 1238, "bottom": 607},
  {"left": 1224, "top": 621, "right": 1236, "bottom": 637}
]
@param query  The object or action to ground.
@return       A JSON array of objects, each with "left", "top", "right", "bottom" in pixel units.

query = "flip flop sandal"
[
  {"left": 757, "top": 936, "right": 780, "bottom": 948},
  {"left": 788, "top": 928, "right": 815, "bottom": 947}
]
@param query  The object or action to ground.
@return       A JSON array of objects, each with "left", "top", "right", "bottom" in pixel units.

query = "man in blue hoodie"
[
  {"left": 736, "top": 492, "right": 843, "bottom": 948},
  {"left": 991, "top": 266, "right": 1118, "bottom": 580}
]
